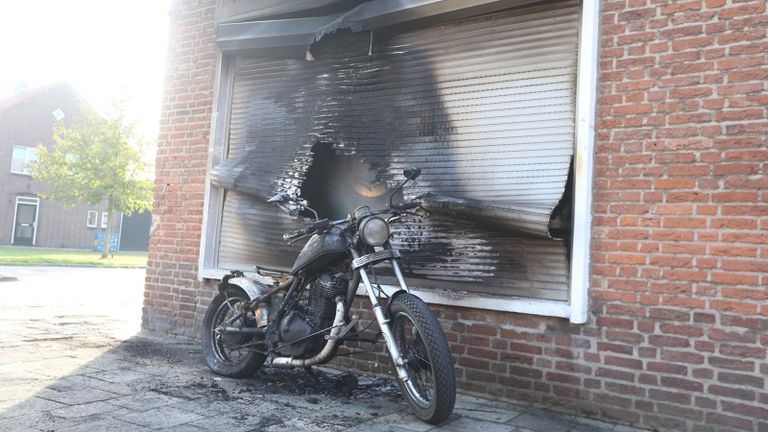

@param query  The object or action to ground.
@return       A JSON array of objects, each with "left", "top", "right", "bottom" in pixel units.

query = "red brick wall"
[
  {"left": 588, "top": 1, "right": 766, "bottom": 429},
  {"left": 145, "top": 0, "right": 768, "bottom": 430},
  {"left": 143, "top": 0, "right": 218, "bottom": 336}
]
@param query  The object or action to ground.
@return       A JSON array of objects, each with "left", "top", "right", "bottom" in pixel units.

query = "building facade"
[
  {"left": 144, "top": 1, "right": 767, "bottom": 431},
  {"left": 0, "top": 84, "right": 111, "bottom": 249}
]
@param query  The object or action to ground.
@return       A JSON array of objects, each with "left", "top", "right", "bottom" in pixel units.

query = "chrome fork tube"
[
  {"left": 390, "top": 259, "right": 410, "bottom": 292},
  {"left": 358, "top": 267, "right": 410, "bottom": 381},
  {"left": 351, "top": 250, "right": 410, "bottom": 382}
]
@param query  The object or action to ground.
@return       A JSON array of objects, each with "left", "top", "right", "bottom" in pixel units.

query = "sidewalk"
[{"left": 0, "top": 267, "right": 644, "bottom": 432}]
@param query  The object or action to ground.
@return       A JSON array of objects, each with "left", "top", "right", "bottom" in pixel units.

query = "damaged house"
[{"left": 146, "top": 0, "right": 768, "bottom": 431}]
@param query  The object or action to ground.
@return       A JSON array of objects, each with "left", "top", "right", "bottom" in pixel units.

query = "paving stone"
[
  {"left": 108, "top": 391, "right": 183, "bottom": 410},
  {"left": 454, "top": 401, "right": 522, "bottom": 423},
  {"left": 0, "top": 367, "right": 52, "bottom": 386},
  {"left": 569, "top": 416, "right": 617, "bottom": 432},
  {"left": 174, "top": 398, "right": 284, "bottom": 417},
  {"left": 0, "top": 422, "right": 39, "bottom": 432},
  {"left": 436, "top": 417, "right": 522, "bottom": 432},
  {"left": 454, "top": 395, "right": 524, "bottom": 416},
  {"left": 190, "top": 413, "right": 275, "bottom": 432},
  {"left": 262, "top": 416, "right": 346, "bottom": 432},
  {"left": 507, "top": 412, "right": 576, "bottom": 432},
  {"left": 361, "top": 413, "right": 434, "bottom": 432},
  {"left": 37, "top": 388, "right": 119, "bottom": 405},
  {"left": 307, "top": 407, "right": 380, "bottom": 428},
  {"left": 160, "top": 425, "right": 208, "bottom": 432},
  {"left": 0, "top": 411, "right": 83, "bottom": 431},
  {"left": 613, "top": 425, "right": 646, "bottom": 432},
  {"left": 0, "top": 396, "right": 66, "bottom": 419},
  {"left": 86, "top": 368, "right": 149, "bottom": 383},
  {"left": 57, "top": 418, "right": 152, "bottom": 432},
  {"left": 331, "top": 398, "right": 405, "bottom": 417},
  {"left": 266, "top": 392, "right": 341, "bottom": 412},
  {"left": 30, "top": 363, "right": 104, "bottom": 378},
  {"left": 52, "top": 373, "right": 139, "bottom": 396},
  {"left": 118, "top": 405, "right": 206, "bottom": 429},
  {"left": 344, "top": 424, "right": 418, "bottom": 432},
  {"left": 50, "top": 401, "right": 119, "bottom": 418}
]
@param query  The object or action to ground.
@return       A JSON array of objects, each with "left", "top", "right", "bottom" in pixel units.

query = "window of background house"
[
  {"left": 52, "top": 108, "right": 66, "bottom": 121},
  {"left": 100, "top": 212, "right": 108, "bottom": 229},
  {"left": 86, "top": 211, "right": 98, "bottom": 228},
  {"left": 11, "top": 146, "right": 38, "bottom": 175}
]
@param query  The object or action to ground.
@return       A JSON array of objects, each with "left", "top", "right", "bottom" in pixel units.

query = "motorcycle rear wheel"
[
  {"left": 390, "top": 293, "right": 456, "bottom": 424},
  {"left": 201, "top": 287, "right": 267, "bottom": 377}
]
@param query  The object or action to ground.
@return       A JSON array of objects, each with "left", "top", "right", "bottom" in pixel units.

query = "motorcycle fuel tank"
[{"left": 291, "top": 228, "right": 347, "bottom": 275}]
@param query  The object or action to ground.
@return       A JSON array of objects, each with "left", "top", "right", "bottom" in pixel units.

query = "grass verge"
[{"left": 0, "top": 246, "right": 147, "bottom": 268}]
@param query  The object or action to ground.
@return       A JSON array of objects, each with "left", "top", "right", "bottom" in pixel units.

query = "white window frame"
[
  {"left": 11, "top": 196, "right": 40, "bottom": 246},
  {"left": 52, "top": 108, "right": 66, "bottom": 121},
  {"left": 10, "top": 145, "right": 39, "bottom": 175},
  {"left": 101, "top": 212, "right": 109, "bottom": 229},
  {"left": 86, "top": 211, "right": 98, "bottom": 228},
  {"left": 198, "top": 1, "right": 600, "bottom": 324}
]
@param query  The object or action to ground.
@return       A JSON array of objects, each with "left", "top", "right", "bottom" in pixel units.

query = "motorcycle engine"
[
  {"left": 277, "top": 273, "right": 348, "bottom": 357},
  {"left": 308, "top": 273, "right": 348, "bottom": 327}
]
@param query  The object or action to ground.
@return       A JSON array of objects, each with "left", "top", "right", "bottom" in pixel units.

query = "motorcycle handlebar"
[
  {"left": 281, "top": 201, "right": 423, "bottom": 242},
  {"left": 392, "top": 201, "right": 421, "bottom": 211},
  {"left": 282, "top": 218, "right": 330, "bottom": 242}
]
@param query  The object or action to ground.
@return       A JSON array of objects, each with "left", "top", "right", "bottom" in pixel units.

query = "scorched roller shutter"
[{"left": 213, "top": 0, "right": 579, "bottom": 301}]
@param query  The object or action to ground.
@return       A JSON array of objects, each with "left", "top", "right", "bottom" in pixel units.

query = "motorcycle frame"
[{"left": 223, "top": 241, "right": 413, "bottom": 381}]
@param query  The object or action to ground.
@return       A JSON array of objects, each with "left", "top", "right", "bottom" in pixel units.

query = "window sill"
[{"left": 198, "top": 268, "right": 571, "bottom": 320}]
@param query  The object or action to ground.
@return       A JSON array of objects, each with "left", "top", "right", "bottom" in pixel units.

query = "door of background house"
[{"left": 12, "top": 197, "right": 39, "bottom": 246}]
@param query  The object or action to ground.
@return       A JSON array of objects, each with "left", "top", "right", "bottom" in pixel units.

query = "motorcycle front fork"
[{"left": 352, "top": 252, "right": 412, "bottom": 383}]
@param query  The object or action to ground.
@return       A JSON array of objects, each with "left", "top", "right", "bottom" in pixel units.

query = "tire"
[
  {"left": 389, "top": 293, "right": 456, "bottom": 424},
  {"left": 201, "top": 287, "right": 267, "bottom": 377}
]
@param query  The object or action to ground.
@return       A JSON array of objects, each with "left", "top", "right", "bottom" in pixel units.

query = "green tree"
[{"left": 29, "top": 104, "right": 153, "bottom": 259}]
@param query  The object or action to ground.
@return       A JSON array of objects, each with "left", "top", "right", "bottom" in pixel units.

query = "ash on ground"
[
  {"left": 239, "top": 366, "right": 402, "bottom": 402},
  {"left": 115, "top": 337, "right": 403, "bottom": 409}
]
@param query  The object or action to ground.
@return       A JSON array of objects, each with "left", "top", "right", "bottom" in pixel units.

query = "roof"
[{"left": 0, "top": 82, "right": 72, "bottom": 114}]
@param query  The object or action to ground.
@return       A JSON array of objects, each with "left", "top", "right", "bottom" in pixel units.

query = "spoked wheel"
[
  {"left": 201, "top": 287, "right": 266, "bottom": 377},
  {"left": 390, "top": 293, "right": 455, "bottom": 424}
]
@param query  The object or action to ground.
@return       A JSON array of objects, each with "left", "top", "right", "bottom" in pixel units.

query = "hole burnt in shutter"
[{"left": 213, "top": 0, "right": 579, "bottom": 301}]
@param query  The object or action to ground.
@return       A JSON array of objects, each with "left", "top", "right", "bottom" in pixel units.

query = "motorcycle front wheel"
[
  {"left": 201, "top": 287, "right": 266, "bottom": 377},
  {"left": 389, "top": 293, "right": 456, "bottom": 424}
]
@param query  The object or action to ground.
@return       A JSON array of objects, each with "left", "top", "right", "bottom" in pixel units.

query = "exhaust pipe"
[{"left": 271, "top": 297, "right": 346, "bottom": 368}]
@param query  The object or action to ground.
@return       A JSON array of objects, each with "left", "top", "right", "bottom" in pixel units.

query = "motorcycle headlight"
[{"left": 360, "top": 217, "right": 390, "bottom": 246}]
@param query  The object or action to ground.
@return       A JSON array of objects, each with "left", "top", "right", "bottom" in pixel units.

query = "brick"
[
  {"left": 596, "top": 367, "right": 635, "bottom": 383},
  {"left": 649, "top": 389, "right": 691, "bottom": 405},
  {"left": 649, "top": 308, "right": 690, "bottom": 322},
  {"left": 706, "top": 412, "right": 754, "bottom": 430},
  {"left": 467, "top": 324, "right": 498, "bottom": 337},
  {"left": 720, "top": 344, "right": 767, "bottom": 359},
  {"left": 718, "top": 372, "right": 764, "bottom": 388},
  {"left": 721, "top": 401, "right": 768, "bottom": 421},
  {"left": 709, "top": 385, "right": 755, "bottom": 401},
  {"left": 647, "top": 361, "right": 687, "bottom": 375},
  {"left": 709, "top": 356, "right": 756, "bottom": 372},
  {"left": 657, "top": 402, "right": 704, "bottom": 421},
  {"left": 720, "top": 314, "right": 768, "bottom": 331},
  {"left": 660, "top": 376, "right": 703, "bottom": 392}
]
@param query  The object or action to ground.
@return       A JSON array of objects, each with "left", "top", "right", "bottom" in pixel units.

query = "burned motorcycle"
[{"left": 201, "top": 168, "right": 455, "bottom": 423}]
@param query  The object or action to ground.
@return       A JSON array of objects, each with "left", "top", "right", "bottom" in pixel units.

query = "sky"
[{"left": 0, "top": 1, "right": 172, "bottom": 142}]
